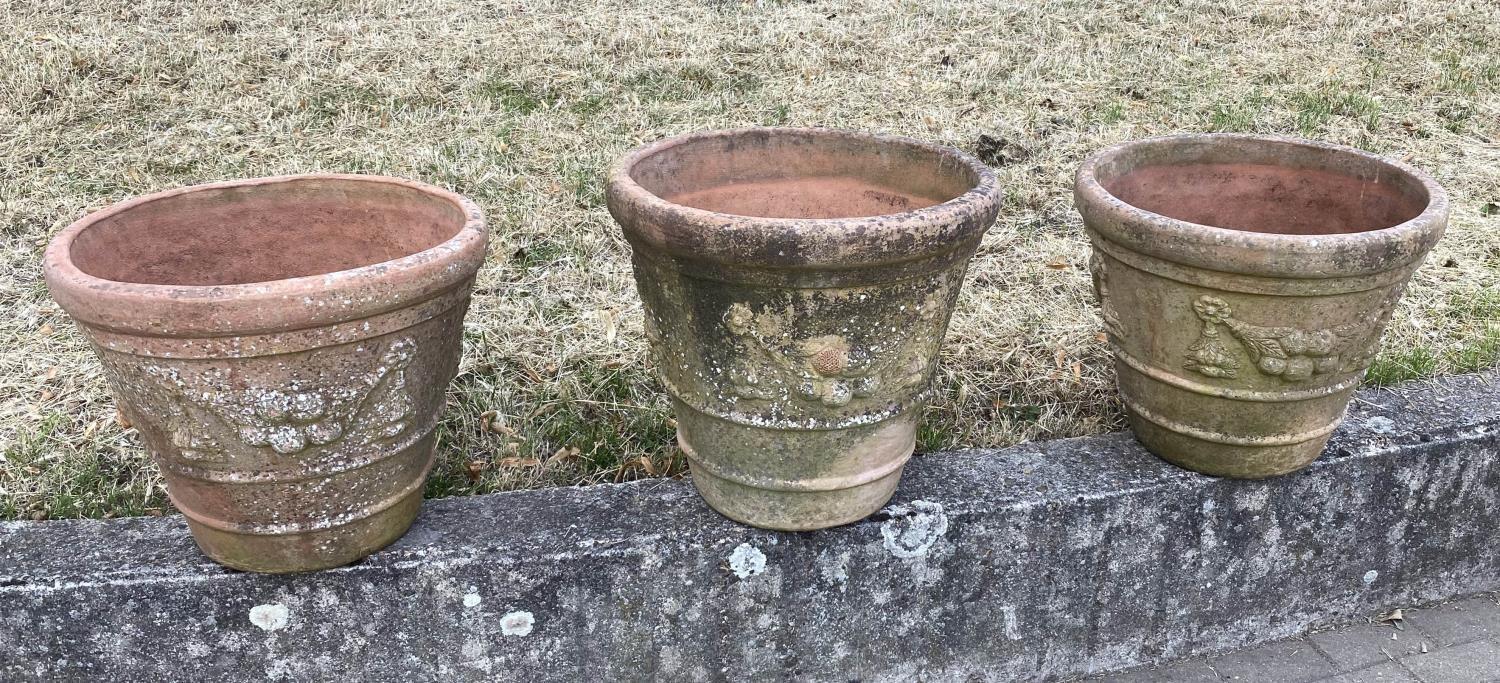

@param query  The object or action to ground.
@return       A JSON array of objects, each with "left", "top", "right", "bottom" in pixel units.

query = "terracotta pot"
[
  {"left": 1076, "top": 134, "right": 1447, "bottom": 478},
  {"left": 44, "top": 175, "right": 487, "bottom": 572},
  {"left": 607, "top": 127, "right": 1001, "bottom": 530}
]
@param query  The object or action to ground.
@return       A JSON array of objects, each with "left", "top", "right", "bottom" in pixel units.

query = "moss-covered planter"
[
  {"left": 1076, "top": 134, "right": 1448, "bottom": 478},
  {"left": 608, "top": 127, "right": 1001, "bottom": 529},
  {"left": 43, "top": 175, "right": 487, "bottom": 572}
]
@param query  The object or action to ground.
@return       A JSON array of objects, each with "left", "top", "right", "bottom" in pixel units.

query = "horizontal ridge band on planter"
[
  {"left": 1075, "top": 134, "right": 1448, "bottom": 479},
  {"left": 43, "top": 174, "right": 488, "bottom": 573},
  {"left": 608, "top": 127, "right": 1002, "bottom": 530}
]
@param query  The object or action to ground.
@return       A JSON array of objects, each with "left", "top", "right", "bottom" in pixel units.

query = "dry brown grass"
[{"left": 2, "top": 0, "right": 1497, "bottom": 520}]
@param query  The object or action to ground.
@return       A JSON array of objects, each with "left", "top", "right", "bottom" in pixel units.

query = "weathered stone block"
[{"left": 2, "top": 372, "right": 1497, "bottom": 681}]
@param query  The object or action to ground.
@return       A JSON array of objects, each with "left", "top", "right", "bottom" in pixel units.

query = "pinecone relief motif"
[{"left": 794, "top": 335, "right": 880, "bottom": 408}]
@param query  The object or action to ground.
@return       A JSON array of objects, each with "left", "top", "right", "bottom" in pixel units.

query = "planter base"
[
  {"left": 686, "top": 449, "right": 906, "bottom": 532},
  {"left": 1126, "top": 410, "right": 1327, "bottom": 479},
  {"left": 674, "top": 398, "right": 918, "bottom": 531},
  {"left": 181, "top": 441, "right": 435, "bottom": 574},
  {"left": 1114, "top": 357, "right": 1347, "bottom": 478}
]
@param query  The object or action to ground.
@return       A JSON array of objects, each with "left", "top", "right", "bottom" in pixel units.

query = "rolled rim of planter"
[
  {"left": 606, "top": 126, "right": 1003, "bottom": 267},
  {"left": 1074, "top": 133, "right": 1449, "bottom": 278},
  {"left": 42, "top": 174, "right": 488, "bottom": 337}
]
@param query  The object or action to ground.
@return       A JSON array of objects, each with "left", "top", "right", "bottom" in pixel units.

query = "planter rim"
[
  {"left": 606, "top": 126, "right": 1003, "bottom": 268},
  {"left": 43, "top": 174, "right": 488, "bottom": 337},
  {"left": 1075, "top": 133, "right": 1449, "bottom": 279}
]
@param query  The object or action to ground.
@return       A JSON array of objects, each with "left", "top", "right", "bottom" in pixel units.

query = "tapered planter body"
[
  {"left": 1076, "top": 135, "right": 1447, "bottom": 478},
  {"left": 608, "top": 127, "right": 1001, "bottom": 530},
  {"left": 44, "top": 175, "right": 487, "bottom": 572}
]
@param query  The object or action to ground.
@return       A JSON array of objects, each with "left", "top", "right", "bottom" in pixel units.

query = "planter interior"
[
  {"left": 1102, "top": 158, "right": 1428, "bottom": 236},
  {"left": 625, "top": 130, "right": 979, "bottom": 220},
  {"left": 68, "top": 179, "right": 468, "bottom": 286}
]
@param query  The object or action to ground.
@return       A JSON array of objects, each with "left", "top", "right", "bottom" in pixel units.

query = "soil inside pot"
[
  {"left": 1105, "top": 162, "right": 1427, "bottom": 235},
  {"left": 69, "top": 179, "right": 468, "bottom": 286},
  {"left": 631, "top": 132, "right": 978, "bottom": 220}
]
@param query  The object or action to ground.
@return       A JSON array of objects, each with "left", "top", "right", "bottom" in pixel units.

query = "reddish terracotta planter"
[
  {"left": 1076, "top": 135, "right": 1448, "bottom": 477},
  {"left": 44, "top": 175, "right": 487, "bottom": 572}
]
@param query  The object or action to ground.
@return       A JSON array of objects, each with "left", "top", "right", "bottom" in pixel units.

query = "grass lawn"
[{"left": 1, "top": 0, "right": 1497, "bottom": 520}]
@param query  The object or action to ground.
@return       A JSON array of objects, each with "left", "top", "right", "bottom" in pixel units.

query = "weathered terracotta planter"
[
  {"left": 1076, "top": 134, "right": 1447, "bottom": 478},
  {"left": 44, "top": 175, "right": 487, "bottom": 572},
  {"left": 607, "top": 127, "right": 1001, "bottom": 530}
]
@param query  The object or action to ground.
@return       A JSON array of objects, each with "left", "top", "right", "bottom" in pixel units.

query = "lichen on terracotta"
[
  {"left": 608, "top": 127, "right": 1002, "bottom": 530},
  {"left": 43, "top": 174, "right": 488, "bottom": 572}
]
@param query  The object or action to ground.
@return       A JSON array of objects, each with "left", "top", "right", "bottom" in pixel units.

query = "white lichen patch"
[
  {"left": 1232, "top": 487, "right": 1270, "bottom": 512},
  {"left": 313, "top": 588, "right": 341, "bottom": 609},
  {"left": 880, "top": 500, "right": 949, "bottom": 558},
  {"left": 727, "top": 542, "right": 767, "bottom": 579},
  {"left": 1001, "top": 605, "right": 1022, "bottom": 641},
  {"left": 1365, "top": 416, "right": 1397, "bottom": 435},
  {"left": 819, "top": 550, "right": 851, "bottom": 590},
  {"left": 248, "top": 603, "right": 290, "bottom": 632},
  {"left": 463, "top": 592, "right": 482, "bottom": 608},
  {"left": 1363, "top": 569, "right": 1379, "bottom": 585},
  {"left": 499, "top": 611, "right": 535, "bottom": 637}
]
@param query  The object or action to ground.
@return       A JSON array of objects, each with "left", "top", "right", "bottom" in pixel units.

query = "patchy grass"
[
  {"left": 1, "top": 0, "right": 1498, "bottom": 520},
  {"left": 1368, "top": 287, "right": 1500, "bottom": 385}
]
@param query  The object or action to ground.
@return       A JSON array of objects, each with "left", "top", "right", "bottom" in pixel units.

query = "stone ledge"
[{"left": 2, "top": 371, "right": 1497, "bottom": 681}]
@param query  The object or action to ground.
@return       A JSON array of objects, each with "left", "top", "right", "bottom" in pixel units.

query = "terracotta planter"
[
  {"left": 44, "top": 175, "right": 487, "bottom": 572},
  {"left": 607, "top": 127, "right": 1001, "bottom": 530},
  {"left": 1076, "top": 134, "right": 1447, "bottom": 478}
]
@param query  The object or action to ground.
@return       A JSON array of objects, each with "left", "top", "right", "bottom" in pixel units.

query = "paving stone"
[
  {"left": 1208, "top": 639, "right": 1339, "bottom": 683},
  {"left": 1399, "top": 638, "right": 1500, "bottom": 683},
  {"left": 1102, "top": 659, "right": 1221, "bottom": 682},
  {"left": 1311, "top": 623, "right": 1434, "bottom": 671},
  {"left": 1404, "top": 597, "right": 1500, "bottom": 646},
  {"left": 1326, "top": 662, "right": 1421, "bottom": 683}
]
